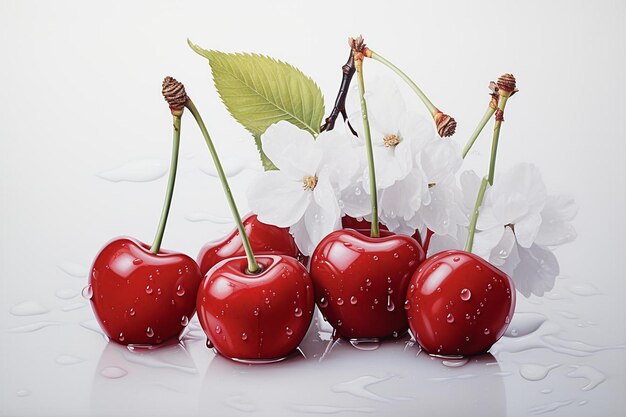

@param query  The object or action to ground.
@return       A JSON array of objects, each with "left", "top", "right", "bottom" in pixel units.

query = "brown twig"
[{"left": 320, "top": 49, "right": 358, "bottom": 136}]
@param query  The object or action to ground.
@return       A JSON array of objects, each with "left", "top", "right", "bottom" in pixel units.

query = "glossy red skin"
[
  {"left": 341, "top": 216, "right": 422, "bottom": 246},
  {"left": 198, "top": 214, "right": 301, "bottom": 276},
  {"left": 407, "top": 250, "right": 515, "bottom": 356},
  {"left": 310, "top": 229, "right": 425, "bottom": 339},
  {"left": 89, "top": 237, "right": 203, "bottom": 345},
  {"left": 197, "top": 255, "right": 314, "bottom": 361}
]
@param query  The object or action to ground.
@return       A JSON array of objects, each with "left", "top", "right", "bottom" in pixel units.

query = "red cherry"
[
  {"left": 310, "top": 229, "right": 425, "bottom": 339},
  {"left": 88, "top": 237, "right": 203, "bottom": 345},
  {"left": 197, "top": 213, "right": 301, "bottom": 276},
  {"left": 341, "top": 216, "right": 422, "bottom": 246},
  {"left": 406, "top": 250, "right": 515, "bottom": 356},
  {"left": 196, "top": 255, "right": 314, "bottom": 362}
]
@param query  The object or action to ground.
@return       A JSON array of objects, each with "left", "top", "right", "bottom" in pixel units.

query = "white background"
[{"left": 1, "top": 1, "right": 625, "bottom": 416}]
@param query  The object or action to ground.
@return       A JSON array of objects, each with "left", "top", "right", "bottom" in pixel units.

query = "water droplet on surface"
[
  {"left": 337, "top": 297, "right": 344, "bottom": 306},
  {"left": 286, "top": 327, "right": 293, "bottom": 336},
  {"left": 452, "top": 256, "right": 460, "bottom": 262},
  {"left": 386, "top": 298, "right": 395, "bottom": 312},
  {"left": 566, "top": 365, "right": 606, "bottom": 391},
  {"left": 10, "top": 301, "right": 50, "bottom": 316},
  {"left": 146, "top": 327, "right": 154, "bottom": 337},
  {"left": 100, "top": 366, "right": 128, "bottom": 379},
  {"left": 176, "top": 285, "right": 185, "bottom": 296},
  {"left": 320, "top": 297, "right": 328, "bottom": 308},
  {"left": 350, "top": 296, "right": 358, "bottom": 305},
  {"left": 446, "top": 313, "right": 455, "bottom": 323},
  {"left": 393, "top": 253, "right": 399, "bottom": 259},
  {"left": 118, "top": 332, "right": 125, "bottom": 342},
  {"left": 498, "top": 249, "right": 508, "bottom": 258},
  {"left": 487, "top": 283, "right": 492, "bottom": 290},
  {"left": 16, "top": 389, "right": 30, "bottom": 397},
  {"left": 460, "top": 288, "right": 471, "bottom": 301},
  {"left": 520, "top": 363, "right": 559, "bottom": 381},
  {"left": 241, "top": 332, "right": 248, "bottom": 341},
  {"left": 181, "top": 316, "right": 189, "bottom": 326},
  {"left": 365, "top": 278, "right": 372, "bottom": 286},
  {"left": 215, "top": 325, "right": 222, "bottom": 334},
  {"left": 294, "top": 307, "right": 303, "bottom": 317},
  {"left": 55, "top": 355, "right": 84, "bottom": 365},
  {"left": 465, "top": 336, "right": 470, "bottom": 342},
  {"left": 484, "top": 328, "right": 490, "bottom": 335},
  {"left": 404, "top": 300, "right": 411, "bottom": 310},
  {"left": 132, "top": 258, "right": 143, "bottom": 265},
  {"left": 129, "top": 308, "right": 136, "bottom": 316},
  {"left": 206, "top": 339, "right": 214, "bottom": 348},
  {"left": 373, "top": 255, "right": 379, "bottom": 261},
  {"left": 81, "top": 285, "right": 93, "bottom": 300},
  {"left": 505, "top": 315, "right": 510, "bottom": 324},
  {"left": 145, "top": 285, "right": 153, "bottom": 295},
  {"left": 264, "top": 298, "right": 270, "bottom": 304},
  {"left": 55, "top": 289, "right": 79, "bottom": 300},
  {"left": 343, "top": 242, "right": 352, "bottom": 247},
  {"left": 253, "top": 308, "right": 260, "bottom": 316},
  {"left": 337, "top": 320, "right": 343, "bottom": 326}
]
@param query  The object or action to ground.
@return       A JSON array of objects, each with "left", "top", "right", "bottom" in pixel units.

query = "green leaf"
[{"left": 189, "top": 40, "right": 325, "bottom": 169}]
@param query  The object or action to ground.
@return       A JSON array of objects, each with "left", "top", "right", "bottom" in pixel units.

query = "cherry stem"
[
  {"left": 462, "top": 106, "right": 496, "bottom": 159},
  {"left": 355, "top": 58, "right": 380, "bottom": 238},
  {"left": 186, "top": 99, "right": 260, "bottom": 273},
  {"left": 488, "top": 96, "right": 509, "bottom": 185},
  {"left": 369, "top": 49, "right": 437, "bottom": 116},
  {"left": 423, "top": 228, "right": 434, "bottom": 253},
  {"left": 464, "top": 176, "right": 489, "bottom": 253},
  {"left": 150, "top": 115, "right": 181, "bottom": 254}
]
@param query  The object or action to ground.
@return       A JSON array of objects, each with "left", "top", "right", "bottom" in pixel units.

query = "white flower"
[
  {"left": 437, "top": 163, "right": 577, "bottom": 297},
  {"left": 246, "top": 121, "right": 359, "bottom": 256}
]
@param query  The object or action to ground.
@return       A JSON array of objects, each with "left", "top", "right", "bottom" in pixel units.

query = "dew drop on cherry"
[
  {"left": 241, "top": 332, "right": 248, "bottom": 341},
  {"left": 181, "top": 316, "right": 189, "bottom": 326},
  {"left": 350, "top": 296, "right": 358, "bottom": 305},
  {"left": 118, "top": 332, "right": 125, "bottom": 342},
  {"left": 460, "top": 288, "right": 472, "bottom": 301},
  {"left": 337, "top": 297, "right": 344, "bottom": 306},
  {"left": 176, "top": 285, "right": 185, "bottom": 297},
  {"left": 215, "top": 325, "right": 222, "bottom": 334},
  {"left": 319, "top": 297, "right": 328, "bottom": 308},
  {"left": 81, "top": 285, "right": 93, "bottom": 300},
  {"left": 484, "top": 328, "right": 490, "bottom": 335},
  {"left": 129, "top": 308, "right": 136, "bottom": 317},
  {"left": 132, "top": 258, "right": 143, "bottom": 265},
  {"left": 453, "top": 256, "right": 460, "bottom": 262},
  {"left": 446, "top": 313, "right": 455, "bottom": 323},
  {"left": 294, "top": 307, "right": 303, "bottom": 317},
  {"left": 206, "top": 339, "right": 214, "bottom": 349},
  {"left": 145, "top": 285, "right": 153, "bottom": 295},
  {"left": 285, "top": 327, "right": 293, "bottom": 336},
  {"left": 146, "top": 326, "right": 154, "bottom": 337}
]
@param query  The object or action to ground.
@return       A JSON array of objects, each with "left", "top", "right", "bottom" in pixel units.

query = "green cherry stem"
[
  {"left": 464, "top": 73, "right": 518, "bottom": 252},
  {"left": 186, "top": 99, "right": 260, "bottom": 273},
  {"left": 150, "top": 115, "right": 181, "bottom": 253},
  {"left": 350, "top": 36, "right": 380, "bottom": 238},
  {"left": 487, "top": 95, "right": 509, "bottom": 185},
  {"left": 367, "top": 49, "right": 456, "bottom": 137},
  {"left": 462, "top": 106, "right": 496, "bottom": 159},
  {"left": 464, "top": 176, "right": 489, "bottom": 253}
]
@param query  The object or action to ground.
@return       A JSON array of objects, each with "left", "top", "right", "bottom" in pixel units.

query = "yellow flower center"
[
  {"left": 302, "top": 175, "right": 318, "bottom": 190},
  {"left": 383, "top": 134, "right": 400, "bottom": 147}
]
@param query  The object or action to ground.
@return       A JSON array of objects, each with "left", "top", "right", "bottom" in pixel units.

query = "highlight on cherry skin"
[
  {"left": 86, "top": 237, "right": 203, "bottom": 346},
  {"left": 310, "top": 229, "right": 425, "bottom": 340},
  {"left": 196, "top": 254, "right": 315, "bottom": 363},
  {"left": 341, "top": 215, "right": 423, "bottom": 246},
  {"left": 197, "top": 213, "right": 301, "bottom": 276},
  {"left": 406, "top": 250, "right": 515, "bottom": 356}
]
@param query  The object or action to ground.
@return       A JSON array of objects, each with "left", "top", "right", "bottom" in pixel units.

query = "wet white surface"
[{"left": 1, "top": 1, "right": 625, "bottom": 416}]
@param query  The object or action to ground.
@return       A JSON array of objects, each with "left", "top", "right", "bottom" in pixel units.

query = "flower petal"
[
  {"left": 262, "top": 121, "right": 322, "bottom": 178},
  {"left": 305, "top": 177, "right": 341, "bottom": 245},
  {"left": 511, "top": 244, "right": 559, "bottom": 297},
  {"left": 514, "top": 212, "right": 542, "bottom": 248},
  {"left": 488, "top": 226, "right": 517, "bottom": 267},
  {"left": 472, "top": 226, "right": 505, "bottom": 261},
  {"left": 247, "top": 171, "right": 311, "bottom": 227},
  {"left": 340, "top": 181, "right": 372, "bottom": 218},
  {"left": 290, "top": 217, "right": 316, "bottom": 256},
  {"left": 535, "top": 195, "right": 578, "bottom": 246}
]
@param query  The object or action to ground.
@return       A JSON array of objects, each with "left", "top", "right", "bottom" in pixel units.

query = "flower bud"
[
  {"left": 162, "top": 76, "right": 188, "bottom": 116},
  {"left": 433, "top": 111, "right": 457, "bottom": 138},
  {"left": 496, "top": 73, "right": 518, "bottom": 97}
]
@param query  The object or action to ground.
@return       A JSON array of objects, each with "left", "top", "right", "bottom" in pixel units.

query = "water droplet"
[
  {"left": 265, "top": 298, "right": 270, "bottom": 304},
  {"left": 465, "top": 336, "right": 470, "bottom": 341},
  {"left": 145, "top": 285, "right": 153, "bottom": 295},
  {"left": 146, "top": 326, "right": 154, "bottom": 337},
  {"left": 446, "top": 313, "right": 455, "bottom": 323},
  {"left": 505, "top": 315, "right": 510, "bottom": 324},
  {"left": 10, "top": 301, "right": 50, "bottom": 316},
  {"left": 81, "top": 285, "right": 93, "bottom": 300},
  {"left": 215, "top": 325, "right": 222, "bottom": 334},
  {"left": 365, "top": 278, "right": 372, "bottom": 286},
  {"left": 320, "top": 297, "right": 328, "bottom": 308},
  {"left": 404, "top": 300, "right": 411, "bottom": 310},
  {"left": 373, "top": 255, "right": 379, "bottom": 261},
  {"left": 286, "top": 327, "right": 293, "bottom": 336},
  {"left": 487, "top": 283, "right": 492, "bottom": 290},
  {"left": 393, "top": 253, "right": 399, "bottom": 259},
  {"left": 498, "top": 249, "right": 508, "bottom": 258},
  {"left": 350, "top": 296, "right": 358, "bottom": 305},
  {"left": 337, "top": 320, "right": 343, "bottom": 326},
  {"left": 129, "top": 308, "right": 136, "bottom": 316},
  {"left": 343, "top": 242, "right": 352, "bottom": 247},
  {"left": 337, "top": 297, "right": 344, "bottom": 306},
  {"left": 241, "top": 332, "right": 248, "bottom": 341},
  {"left": 181, "top": 316, "right": 189, "bottom": 326},
  {"left": 206, "top": 339, "right": 214, "bottom": 349},
  {"left": 520, "top": 363, "right": 559, "bottom": 381},
  {"left": 118, "top": 332, "right": 125, "bottom": 342},
  {"left": 452, "top": 256, "right": 460, "bottom": 262},
  {"left": 176, "top": 285, "right": 185, "bottom": 296},
  {"left": 373, "top": 299, "right": 379, "bottom": 304},
  {"left": 475, "top": 264, "right": 482, "bottom": 271},
  {"left": 460, "top": 288, "right": 472, "bottom": 301},
  {"left": 386, "top": 297, "right": 395, "bottom": 312},
  {"left": 484, "top": 328, "right": 490, "bottom": 335},
  {"left": 253, "top": 308, "right": 260, "bottom": 316},
  {"left": 132, "top": 258, "right": 143, "bottom": 265},
  {"left": 157, "top": 288, "right": 162, "bottom": 295},
  {"left": 355, "top": 188, "right": 361, "bottom": 196},
  {"left": 16, "top": 389, "right": 30, "bottom": 397},
  {"left": 100, "top": 366, "right": 128, "bottom": 379}
]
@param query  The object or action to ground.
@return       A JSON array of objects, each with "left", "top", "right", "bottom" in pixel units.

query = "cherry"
[
  {"left": 341, "top": 216, "right": 422, "bottom": 246},
  {"left": 406, "top": 250, "right": 515, "bottom": 356},
  {"left": 197, "top": 213, "right": 301, "bottom": 276},
  {"left": 88, "top": 237, "right": 202, "bottom": 345},
  {"left": 196, "top": 255, "right": 314, "bottom": 362},
  {"left": 310, "top": 229, "right": 425, "bottom": 339}
]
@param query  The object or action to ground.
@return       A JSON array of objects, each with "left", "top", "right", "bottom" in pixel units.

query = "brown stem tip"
[
  {"left": 348, "top": 35, "right": 371, "bottom": 61},
  {"left": 162, "top": 76, "right": 189, "bottom": 116},
  {"left": 433, "top": 111, "right": 457, "bottom": 138},
  {"left": 496, "top": 73, "right": 519, "bottom": 97}
]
